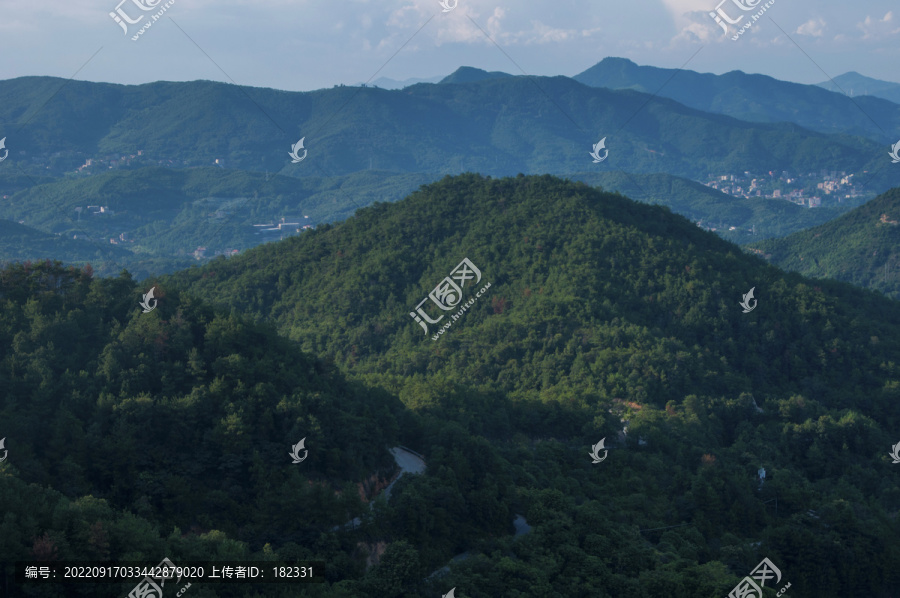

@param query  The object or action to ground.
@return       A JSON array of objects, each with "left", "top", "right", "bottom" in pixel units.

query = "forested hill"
[
  {"left": 750, "top": 187, "right": 900, "bottom": 300},
  {"left": 0, "top": 260, "right": 415, "bottom": 596},
  {"left": 168, "top": 173, "right": 900, "bottom": 409},
  {"left": 6, "top": 175, "right": 900, "bottom": 596},
  {"left": 161, "top": 174, "right": 900, "bottom": 595}
]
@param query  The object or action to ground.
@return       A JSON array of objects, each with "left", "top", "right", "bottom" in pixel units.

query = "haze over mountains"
[
  {"left": 817, "top": 71, "right": 900, "bottom": 105},
  {"left": 2, "top": 57, "right": 898, "bottom": 280},
  {"left": 574, "top": 57, "right": 900, "bottom": 142},
  {"left": 3, "top": 45, "right": 900, "bottom": 596},
  {"left": 0, "top": 63, "right": 893, "bottom": 183}
]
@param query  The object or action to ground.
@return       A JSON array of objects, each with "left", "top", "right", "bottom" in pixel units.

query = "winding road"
[
  {"left": 331, "top": 446, "right": 427, "bottom": 531},
  {"left": 383, "top": 447, "right": 426, "bottom": 501}
]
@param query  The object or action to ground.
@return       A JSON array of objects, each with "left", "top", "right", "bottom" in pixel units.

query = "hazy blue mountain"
[
  {"left": 439, "top": 66, "right": 514, "bottom": 84},
  {"left": 0, "top": 75, "right": 892, "bottom": 193},
  {"left": 367, "top": 75, "right": 444, "bottom": 89},
  {"left": 574, "top": 57, "right": 900, "bottom": 141},
  {"left": 817, "top": 71, "right": 900, "bottom": 104}
]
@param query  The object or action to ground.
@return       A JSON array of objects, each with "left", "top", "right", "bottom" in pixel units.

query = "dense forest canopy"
[
  {"left": 751, "top": 187, "right": 900, "bottom": 300},
  {"left": 2, "top": 175, "right": 899, "bottom": 596}
]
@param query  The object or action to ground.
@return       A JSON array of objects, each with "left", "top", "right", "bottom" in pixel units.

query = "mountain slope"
[
  {"left": 574, "top": 57, "right": 900, "bottom": 141},
  {"left": 0, "top": 259, "right": 426, "bottom": 596},
  {"left": 0, "top": 218, "right": 134, "bottom": 265},
  {"left": 0, "top": 75, "right": 892, "bottom": 194},
  {"left": 0, "top": 166, "right": 849, "bottom": 280},
  {"left": 0, "top": 166, "right": 437, "bottom": 277},
  {"left": 161, "top": 173, "right": 900, "bottom": 596},
  {"left": 749, "top": 187, "right": 900, "bottom": 299},
  {"left": 6, "top": 175, "right": 900, "bottom": 595},
  {"left": 569, "top": 171, "right": 851, "bottom": 243},
  {"left": 167, "top": 173, "right": 900, "bottom": 405}
]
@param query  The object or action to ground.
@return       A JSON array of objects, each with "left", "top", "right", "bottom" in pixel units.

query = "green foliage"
[
  {"left": 569, "top": 171, "right": 855, "bottom": 243},
  {"left": 0, "top": 259, "right": 405, "bottom": 595},
  {"left": 0, "top": 167, "right": 437, "bottom": 278},
  {"left": 0, "top": 74, "right": 892, "bottom": 188},
  {"left": 751, "top": 187, "right": 900, "bottom": 299},
  {"left": 4, "top": 175, "right": 900, "bottom": 596}
]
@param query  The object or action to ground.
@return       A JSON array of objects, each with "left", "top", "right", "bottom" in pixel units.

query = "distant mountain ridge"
[
  {"left": 0, "top": 74, "right": 891, "bottom": 191},
  {"left": 439, "top": 66, "right": 513, "bottom": 84},
  {"left": 574, "top": 57, "right": 900, "bottom": 141},
  {"left": 366, "top": 75, "right": 444, "bottom": 89},
  {"left": 816, "top": 71, "right": 900, "bottom": 104}
]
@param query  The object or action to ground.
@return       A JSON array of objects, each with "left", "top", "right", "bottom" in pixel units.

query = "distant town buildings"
[{"left": 705, "top": 169, "right": 865, "bottom": 204}]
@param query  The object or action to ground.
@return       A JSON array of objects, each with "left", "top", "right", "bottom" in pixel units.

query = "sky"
[{"left": 0, "top": 0, "right": 897, "bottom": 93}]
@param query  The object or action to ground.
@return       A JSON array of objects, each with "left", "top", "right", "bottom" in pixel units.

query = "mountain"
[
  {"left": 438, "top": 66, "right": 513, "bottom": 85},
  {"left": 367, "top": 75, "right": 443, "bottom": 89},
  {"left": 817, "top": 71, "right": 900, "bottom": 105},
  {"left": 6, "top": 174, "right": 900, "bottom": 595},
  {"left": 569, "top": 171, "right": 852, "bottom": 243},
  {"left": 574, "top": 57, "right": 900, "bottom": 141},
  {"left": 0, "top": 260, "right": 412, "bottom": 597},
  {"left": 749, "top": 187, "right": 900, "bottom": 299},
  {"left": 0, "top": 218, "right": 134, "bottom": 266},
  {"left": 162, "top": 173, "right": 900, "bottom": 596},
  {"left": 0, "top": 75, "right": 893, "bottom": 195},
  {"left": 0, "top": 166, "right": 437, "bottom": 277},
  {"left": 0, "top": 166, "right": 853, "bottom": 279}
]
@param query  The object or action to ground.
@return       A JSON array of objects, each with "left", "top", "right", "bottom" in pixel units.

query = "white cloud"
[
  {"left": 857, "top": 11, "right": 900, "bottom": 39},
  {"left": 796, "top": 18, "right": 826, "bottom": 37}
]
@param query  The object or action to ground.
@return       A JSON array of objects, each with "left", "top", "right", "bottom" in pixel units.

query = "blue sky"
[{"left": 1, "top": 0, "right": 898, "bottom": 92}]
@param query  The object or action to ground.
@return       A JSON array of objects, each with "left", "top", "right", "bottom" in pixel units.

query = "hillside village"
[{"left": 705, "top": 169, "right": 869, "bottom": 207}]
